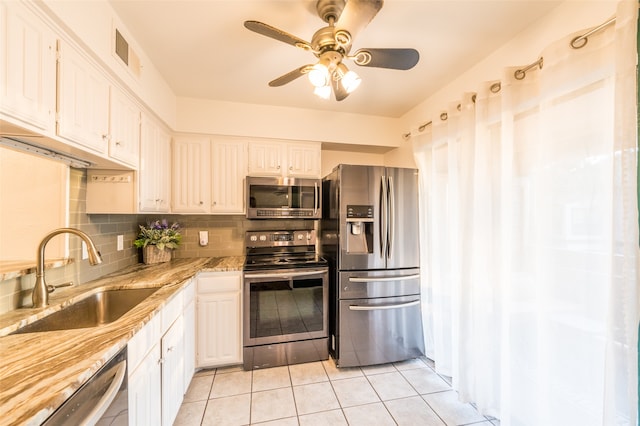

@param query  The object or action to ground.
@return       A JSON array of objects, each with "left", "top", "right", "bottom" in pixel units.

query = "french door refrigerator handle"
[
  {"left": 388, "top": 175, "right": 394, "bottom": 260},
  {"left": 380, "top": 175, "right": 387, "bottom": 258},
  {"left": 348, "top": 300, "right": 421, "bottom": 311},
  {"left": 348, "top": 274, "right": 421, "bottom": 283}
]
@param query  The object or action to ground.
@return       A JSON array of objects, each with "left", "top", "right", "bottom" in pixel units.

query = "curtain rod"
[{"left": 402, "top": 12, "right": 619, "bottom": 141}]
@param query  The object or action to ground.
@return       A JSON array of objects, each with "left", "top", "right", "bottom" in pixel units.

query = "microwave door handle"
[{"left": 314, "top": 181, "right": 318, "bottom": 215}]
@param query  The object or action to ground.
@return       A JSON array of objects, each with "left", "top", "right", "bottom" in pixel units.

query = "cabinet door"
[
  {"left": 197, "top": 291, "right": 242, "bottom": 367},
  {"left": 287, "top": 142, "right": 321, "bottom": 178},
  {"left": 129, "top": 343, "right": 162, "bottom": 426},
  {"left": 211, "top": 140, "right": 247, "bottom": 214},
  {"left": 139, "top": 114, "right": 170, "bottom": 212},
  {"left": 172, "top": 136, "right": 210, "bottom": 213},
  {"left": 109, "top": 87, "right": 140, "bottom": 167},
  {"left": 162, "top": 315, "right": 185, "bottom": 426},
  {"left": 183, "top": 299, "right": 195, "bottom": 395},
  {"left": 183, "top": 277, "right": 196, "bottom": 395},
  {"left": 0, "top": 2, "right": 56, "bottom": 131},
  {"left": 247, "top": 141, "right": 282, "bottom": 176},
  {"left": 57, "top": 41, "right": 110, "bottom": 154}
]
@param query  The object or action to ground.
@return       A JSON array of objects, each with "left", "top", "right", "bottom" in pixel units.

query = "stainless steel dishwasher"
[{"left": 43, "top": 346, "right": 128, "bottom": 425}]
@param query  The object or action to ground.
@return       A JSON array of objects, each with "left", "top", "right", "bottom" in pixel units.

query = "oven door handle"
[
  {"left": 244, "top": 270, "right": 325, "bottom": 279},
  {"left": 80, "top": 359, "right": 127, "bottom": 426},
  {"left": 349, "top": 300, "right": 421, "bottom": 311},
  {"left": 348, "top": 274, "right": 420, "bottom": 283}
]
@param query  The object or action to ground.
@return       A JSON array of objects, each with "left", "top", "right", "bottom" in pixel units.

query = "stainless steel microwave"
[{"left": 246, "top": 176, "right": 321, "bottom": 219}]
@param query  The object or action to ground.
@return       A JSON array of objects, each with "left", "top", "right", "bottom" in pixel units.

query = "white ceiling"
[{"left": 108, "top": 0, "right": 561, "bottom": 118}]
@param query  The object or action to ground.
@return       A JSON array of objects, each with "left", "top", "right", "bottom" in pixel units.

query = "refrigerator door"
[
  {"left": 337, "top": 294, "right": 425, "bottom": 367},
  {"left": 385, "top": 167, "right": 420, "bottom": 269},
  {"left": 338, "top": 165, "right": 386, "bottom": 270}
]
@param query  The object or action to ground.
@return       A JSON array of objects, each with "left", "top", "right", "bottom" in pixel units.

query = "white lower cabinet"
[
  {"left": 161, "top": 315, "right": 184, "bottom": 426},
  {"left": 128, "top": 285, "right": 194, "bottom": 426},
  {"left": 128, "top": 342, "right": 162, "bottom": 426},
  {"left": 183, "top": 280, "right": 196, "bottom": 394},
  {"left": 196, "top": 271, "right": 243, "bottom": 368}
]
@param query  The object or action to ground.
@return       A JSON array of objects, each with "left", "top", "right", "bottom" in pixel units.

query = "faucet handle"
[{"left": 47, "top": 282, "right": 74, "bottom": 293}]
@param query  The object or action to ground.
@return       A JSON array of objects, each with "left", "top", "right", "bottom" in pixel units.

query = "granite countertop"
[{"left": 0, "top": 256, "right": 244, "bottom": 426}]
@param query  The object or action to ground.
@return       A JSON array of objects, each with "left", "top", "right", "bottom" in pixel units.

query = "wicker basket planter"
[{"left": 143, "top": 245, "right": 172, "bottom": 264}]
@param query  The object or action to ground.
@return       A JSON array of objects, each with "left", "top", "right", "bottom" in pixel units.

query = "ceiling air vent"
[{"left": 114, "top": 27, "right": 141, "bottom": 78}]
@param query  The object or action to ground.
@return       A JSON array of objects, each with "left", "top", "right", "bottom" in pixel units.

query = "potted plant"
[{"left": 134, "top": 219, "right": 182, "bottom": 264}]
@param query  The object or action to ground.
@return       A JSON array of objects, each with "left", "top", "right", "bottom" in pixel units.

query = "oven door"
[{"left": 243, "top": 267, "right": 328, "bottom": 346}]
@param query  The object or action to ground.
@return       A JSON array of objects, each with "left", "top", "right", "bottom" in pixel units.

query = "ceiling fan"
[{"left": 244, "top": 0, "right": 419, "bottom": 101}]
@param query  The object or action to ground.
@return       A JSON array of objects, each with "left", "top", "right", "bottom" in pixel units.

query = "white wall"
[
  {"left": 399, "top": 0, "right": 619, "bottom": 134},
  {"left": 321, "top": 149, "right": 385, "bottom": 177},
  {"left": 175, "top": 97, "right": 403, "bottom": 149}
]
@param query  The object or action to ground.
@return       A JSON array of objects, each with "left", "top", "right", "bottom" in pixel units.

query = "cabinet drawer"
[
  {"left": 162, "top": 291, "right": 183, "bottom": 333},
  {"left": 197, "top": 272, "right": 241, "bottom": 294},
  {"left": 128, "top": 313, "right": 161, "bottom": 373}
]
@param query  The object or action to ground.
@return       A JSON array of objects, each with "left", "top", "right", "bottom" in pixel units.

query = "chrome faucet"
[{"left": 32, "top": 228, "right": 103, "bottom": 308}]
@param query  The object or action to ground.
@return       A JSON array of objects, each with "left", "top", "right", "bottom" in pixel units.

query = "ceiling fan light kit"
[{"left": 244, "top": 0, "right": 419, "bottom": 102}]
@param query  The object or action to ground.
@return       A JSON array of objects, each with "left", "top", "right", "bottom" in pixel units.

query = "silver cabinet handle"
[
  {"left": 79, "top": 360, "right": 127, "bottom": 426},
  {"left": 245, "top": 270, "right": 326, "bottom": 279},
  {"left": 349, "top": 300, "right": 420, "bottom": 311},
  {"left": 348, "top": 274, "right": 420, "bottom": 283}
]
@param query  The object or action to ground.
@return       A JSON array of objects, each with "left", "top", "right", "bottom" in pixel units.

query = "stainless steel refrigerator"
[{"left": 321, "top": 164, "right": 425, "bottom": 367}]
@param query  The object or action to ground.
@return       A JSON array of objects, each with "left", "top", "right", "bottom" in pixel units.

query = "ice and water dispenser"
[{"left": 346, "top": 205, "right": 374, "bottom": 254}]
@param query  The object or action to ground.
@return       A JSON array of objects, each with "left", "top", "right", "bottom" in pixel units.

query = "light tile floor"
[{"left": 174, "top": 357, "right": 500, "bottom": 426}]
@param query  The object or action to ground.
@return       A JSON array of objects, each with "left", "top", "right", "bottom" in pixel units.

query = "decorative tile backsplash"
[{"left": 0, "top": 168, "right": 315, "bottom": 314}]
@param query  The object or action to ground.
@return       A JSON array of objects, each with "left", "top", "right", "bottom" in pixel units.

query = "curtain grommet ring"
[{"left": 571, "top": 36, "right": 588, "bottom": 49}]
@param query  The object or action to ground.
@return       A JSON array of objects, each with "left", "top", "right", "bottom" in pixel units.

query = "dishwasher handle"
[
  {"left": 349, "top": 300, "right": 421, "bottom": 311},
  {"left": 80, "top": 359, "right": 127, "bottom": 426}
]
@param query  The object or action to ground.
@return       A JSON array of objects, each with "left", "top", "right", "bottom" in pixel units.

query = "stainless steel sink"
[{"left": 13, "top": 287, "right": 159, "bottom": 334}]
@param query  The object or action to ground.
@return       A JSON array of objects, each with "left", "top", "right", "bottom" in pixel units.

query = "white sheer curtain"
[{"left": 413, "top": 2, "right": 638, "bottom": 425}]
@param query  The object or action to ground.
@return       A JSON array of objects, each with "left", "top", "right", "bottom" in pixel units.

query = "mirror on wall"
[{"left": 0, "top": 146, "right": 69, "bottom": 263}]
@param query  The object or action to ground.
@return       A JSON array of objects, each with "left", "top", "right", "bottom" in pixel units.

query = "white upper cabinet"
[
  {"left": 139, "top": 113, "right": 170, "bottom": 212},
  {"left": 58, "top": 41, "right": 140, "bottom": 168},
  {"left": 172, "top": 136, "right": 211, "bottom": 213},
  {"left": 211, "top": 138, "right": 247, "bottom": 214},
  {"left": 108, "top": 87, "right": 140, "bottom": 167},
  {"left": 247, "top": 140, "right": 283, "bottom": 176},
  {"left": 287, "top": 142, "right": 322, "bottom": 177},
  {"left": 172, "top": 136, "right": 247, "bottom": 214},
  {"left": 57, "top": 40, "right": 110, "bottom": 155},
  {"left": 0, "top": 1, "right": 57, "bottom": 132},
  {"left": 248, "top": 140, "right": 321, "bottom": 178}
]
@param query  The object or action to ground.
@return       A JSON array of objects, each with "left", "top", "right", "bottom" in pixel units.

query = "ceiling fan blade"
[
  {"left": 331, "top": 77, "right": 349, "bottom": 101},
  {"left": 335, "top": 0, "right": 383, "bottom": 41},
  {"left": 269, "top": 65, "right": 312, "bottom": 87},
  {"left": 352, "top": 48, "right": 419, "bottom": 70},
  {"left": 244, "top": 20, "right": 311, "bottom": 49}
]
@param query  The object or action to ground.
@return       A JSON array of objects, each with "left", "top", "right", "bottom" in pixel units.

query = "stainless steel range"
[{"left": 243, "top": 229, "right": 329, "bottom": 370}]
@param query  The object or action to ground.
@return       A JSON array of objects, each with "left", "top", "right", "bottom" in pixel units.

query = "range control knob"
[
  {"left": 259, "top": 235, "right": 267, "bottom": 241},
  {"left": 250, "top": 235, "right": 258, "bottom": 242},
  {"left": 297, "top": 234, "right": 304, "bottom": 240}
]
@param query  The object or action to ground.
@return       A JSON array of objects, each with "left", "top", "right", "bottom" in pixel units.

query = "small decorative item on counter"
[{"left": 134, "top": 219, "right": 182, "bottom": 264}]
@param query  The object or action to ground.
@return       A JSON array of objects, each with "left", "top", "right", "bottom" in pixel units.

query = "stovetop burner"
[{"left": 243, "top": 230, "right": 327, "bottom": 271}]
